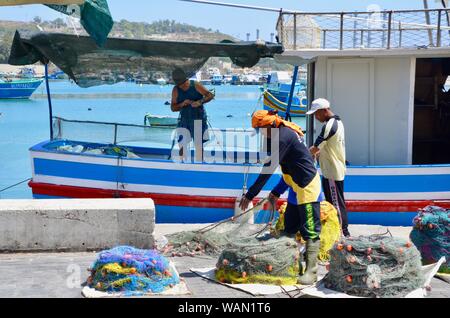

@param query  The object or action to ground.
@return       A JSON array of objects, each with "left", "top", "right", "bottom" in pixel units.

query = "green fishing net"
[
  {"left": 164, "top": 220, "right": 301, "bottom": 285},
  {"left": 323, "top": 235, "right": 425, "bottom": 298}
]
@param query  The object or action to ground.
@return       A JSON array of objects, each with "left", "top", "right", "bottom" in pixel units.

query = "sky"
[{"left": 0, "top": 0, "right": 447, "bottom": 40}]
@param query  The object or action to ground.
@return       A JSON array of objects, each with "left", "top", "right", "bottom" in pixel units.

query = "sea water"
[{"left": 0, "top": 81, "right": 306, "bottom": 199}]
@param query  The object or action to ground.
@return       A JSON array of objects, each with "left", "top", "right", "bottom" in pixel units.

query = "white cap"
[{"left": 306, "top": 98, "right": 330, "bottom": 115}]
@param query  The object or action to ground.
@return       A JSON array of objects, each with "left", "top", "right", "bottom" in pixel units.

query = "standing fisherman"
[
  {"left": 307, "top": 98, "right": 350, "bottom": 237},
  {"left": 239, "top": 110, "right": 323, "bottom": 285},
  {"left": 171, "top": 68, "right": 214, "bottom": 161}
]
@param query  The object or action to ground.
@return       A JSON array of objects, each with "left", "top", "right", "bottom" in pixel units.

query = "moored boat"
[{"left": 0, "top": 78, "right": 43, "bottom": 99}]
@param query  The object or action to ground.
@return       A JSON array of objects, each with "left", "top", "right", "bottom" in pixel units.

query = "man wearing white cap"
[{"left": 307, "top": 98, "right": 350, "bottom": 237}]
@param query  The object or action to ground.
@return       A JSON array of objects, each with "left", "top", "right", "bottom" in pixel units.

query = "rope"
[
  {"left": 196, "top": 197, "right": 269, "bottom": 234},
  {"left": 0, "top": 178, "right": 32, "bottom": 196}
]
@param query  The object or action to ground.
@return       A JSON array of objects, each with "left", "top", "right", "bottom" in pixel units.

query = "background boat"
[
  {"left": 0, "top": 78, "right": 43, "bottom": 99},
  {"left": 144, "top": 113, "right": 178, "bottom": 128}
]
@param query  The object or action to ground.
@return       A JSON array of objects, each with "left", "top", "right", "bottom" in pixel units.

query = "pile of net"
[
  {"left": 323, "top": 236, "right": 424, "bottom": 297},
  {"left": 410, "top": 205, "right": 450, "bottom": 273},
  {"left": 87, "top": 246, "right": 180, "bottom": 295},
  {"left": 215, "top": 234, "right": 300, "bottom": 285},
  {"left": 272, "top": 201, "right": 341, "bottom": 261},
  {"left": 164, "top": 220, "right": 301, "bottom": 284}
]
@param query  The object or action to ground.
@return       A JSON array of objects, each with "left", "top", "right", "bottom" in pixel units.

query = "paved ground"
[{"left": 0, "top": 224, "right": 448, "bottom": 298}]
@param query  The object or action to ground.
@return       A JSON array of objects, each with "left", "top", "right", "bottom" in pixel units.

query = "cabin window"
[{"left": 413, "top": 58, "right": 450, "bottom": 164}]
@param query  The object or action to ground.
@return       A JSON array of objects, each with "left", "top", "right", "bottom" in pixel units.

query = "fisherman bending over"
[
  {"left": 239, "top": 110, "right": 322, "bottom": 285},
  {"left": 171, "top": 68, "right": 214, "bottom": 161}
]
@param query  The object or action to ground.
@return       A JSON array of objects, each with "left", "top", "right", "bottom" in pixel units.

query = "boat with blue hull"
[
  {"left": 261, "top": 71, "right": 307, "bottom": 116},
  {"left": 263, "top": 90, "right": 308, "bottom": 117},
  {"left": 0, "top": 78, "right": 43, "bottom": 99},
  {"left": 28, "top": 138, "right": 450, "bottom": 225}
]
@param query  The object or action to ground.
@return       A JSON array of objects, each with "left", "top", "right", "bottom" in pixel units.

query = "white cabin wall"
[
  {"left": 373, "top": 57, "right": 415, "bottom": 165},
  {"left": 313, "top": 56, "right": 415, "bottom": 166}
]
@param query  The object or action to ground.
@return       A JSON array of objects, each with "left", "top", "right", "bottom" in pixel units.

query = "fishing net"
[
  {"left": 410, "top": 205, "right": 450, "bottom": 273},
  {"left": 87, "top": 246, "right": 180, "bottom": 295},
  {"left": 271, "top": 201, "right": 341, "bottom": 261},
  {"left": 323, "top": 235, "right": 425, "bottom": 298},
  {"left": 163, "top": 199, "right": 302, "bottom": 285},
  {"left": 215, "top": 234, "right": 300, "bottom": 285}
]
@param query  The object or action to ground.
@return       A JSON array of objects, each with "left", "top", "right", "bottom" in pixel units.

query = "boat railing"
[
  {"left": 276, "top": 8, "right": 450, "bottom": 50},
  {"left": 52, "top": 116, "right": 262, "bottom": 152}
]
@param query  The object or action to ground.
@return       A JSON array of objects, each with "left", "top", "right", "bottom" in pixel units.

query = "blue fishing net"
[
  {"left": 410, "top": 205, "right": 450, "bottom": 273},
  {"left": 87, "top": 246, "right": 180, "bottom": 295}
]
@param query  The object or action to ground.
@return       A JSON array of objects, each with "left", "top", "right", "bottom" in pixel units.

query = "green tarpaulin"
[
  {"left": 8, "top": 31, "right": 284, "bottom": 87},
  {"left": 46, "top": 0, "right": 113, "bottom": 46}
]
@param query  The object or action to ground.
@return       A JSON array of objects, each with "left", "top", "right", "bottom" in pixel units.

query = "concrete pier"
[{"left": 0, "top": 199, "right": 155, "bottom": 252}]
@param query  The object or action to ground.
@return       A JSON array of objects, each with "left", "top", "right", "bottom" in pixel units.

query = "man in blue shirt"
[{"left": 239, "top": 110, "right": 322, "bottom": 285}]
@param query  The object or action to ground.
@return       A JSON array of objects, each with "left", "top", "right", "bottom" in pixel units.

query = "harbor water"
[{"left": 0, "top": 81, "right": 306, "bottom": 199}]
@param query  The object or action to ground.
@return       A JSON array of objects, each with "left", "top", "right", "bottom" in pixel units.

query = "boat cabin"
[{"left": 275, "top": 9, "right": 450, "bottom": 166}]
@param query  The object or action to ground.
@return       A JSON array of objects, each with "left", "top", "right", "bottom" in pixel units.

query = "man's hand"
[
  {"left": 309, "top": 145, "right": 320, "bottom": 159},
  {"left": 239, "top": 195, "right": 252, "bottom": 211},
  {"left": 191, "top": 100, "right": 203, "bottom": 108},
  {"left": 182, "top": 100, "right": 192, "bottom": 107},
  {"left": 268, "top": 192, "right": 279, "bottom": 211}
]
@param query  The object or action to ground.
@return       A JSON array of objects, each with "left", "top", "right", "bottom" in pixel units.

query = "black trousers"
[
  {"left": 322, "top": 177, "right": 349, "bottom": 235},
  {"left": 284, "top": 202, "right": 321, "bottom": 240}
]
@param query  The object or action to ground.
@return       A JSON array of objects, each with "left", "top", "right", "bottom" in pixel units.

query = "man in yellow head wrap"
[{"left": 240, "top": 110, "right": 323, "bottom": 285}]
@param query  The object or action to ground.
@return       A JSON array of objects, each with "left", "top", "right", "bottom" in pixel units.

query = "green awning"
[
  {"left": 8, "top": 31, "right": 284, "bottom": 88},
  {"left": 46, "top": 0, "right": 113, "bottom": 47}
]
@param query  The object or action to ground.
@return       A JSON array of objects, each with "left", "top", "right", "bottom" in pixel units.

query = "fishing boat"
[
  {"left": 261, "top": 71, "right": 307, "bottom": 116},
  {"left": 144, "top": 113, "right": 178, "bottom": 128},
  {"left": 8, "top": 31, "right": 285, "bottom": 223},
  {"left": 8, "top": 23, "right": 450, "bottom": 226},
  {"left": 0, "top": 78, "right": 43, "bottom": 99},
  {"left": 263, "top": 90, "right": 307, "bottom": 117},
  {"left": 211, "top": 74, "right": 223, "bottom": 85}
]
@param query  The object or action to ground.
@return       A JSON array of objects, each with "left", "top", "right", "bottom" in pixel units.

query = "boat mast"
[{"left": 44, "top": 63, "right": 54, "bottom": 140}]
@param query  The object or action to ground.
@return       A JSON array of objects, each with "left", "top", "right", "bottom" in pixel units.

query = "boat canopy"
[{"left": 8, "top": 31, "right": 283, "bottom": 88}]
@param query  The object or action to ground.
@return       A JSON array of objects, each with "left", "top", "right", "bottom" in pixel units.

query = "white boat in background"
[
  {"left": 156, "top": 77, "right": 167, "bottom": 85},
  {"left": 144, "top": 114, "right": 177, "bottom": 128}
]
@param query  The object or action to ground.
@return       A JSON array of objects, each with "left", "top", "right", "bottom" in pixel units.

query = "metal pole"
[
  {"left": 399, "top": 21, "right": 402, "bottom": 47},
  {"left": 323, "top": 30, "right": 327, "bottom": 48},
  {"left": 293, "top": 13, "right": 297, "bottom": 50},
  {"left": 340, "top": 12, "right": 344, "bottom": 50},
  {"left": 44, "top": 63, "right": 54, "bottom": 140},
  {"left": 306, "top": 62, "right": 315, "bottom": 147},
  {"left": 113, "top": 124, "right": 118, "bottom": 145},
  {"left": 353, "top": 12, "right": 357, "bottom": 48},
  {"left": 423, "top": 0, "right": 434, "bottom": 46},
  {"left": 382, "top": 11, "right": 387, "bottom": 48},
  {"left": 387, "top": 11, "right": 393, "bottom": 49},
  {"left": 437, "top": 9, "right": 442, "bottom": 47},
  {"left": 285, "top": 66, "right": 299, "bottom": 121}
]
